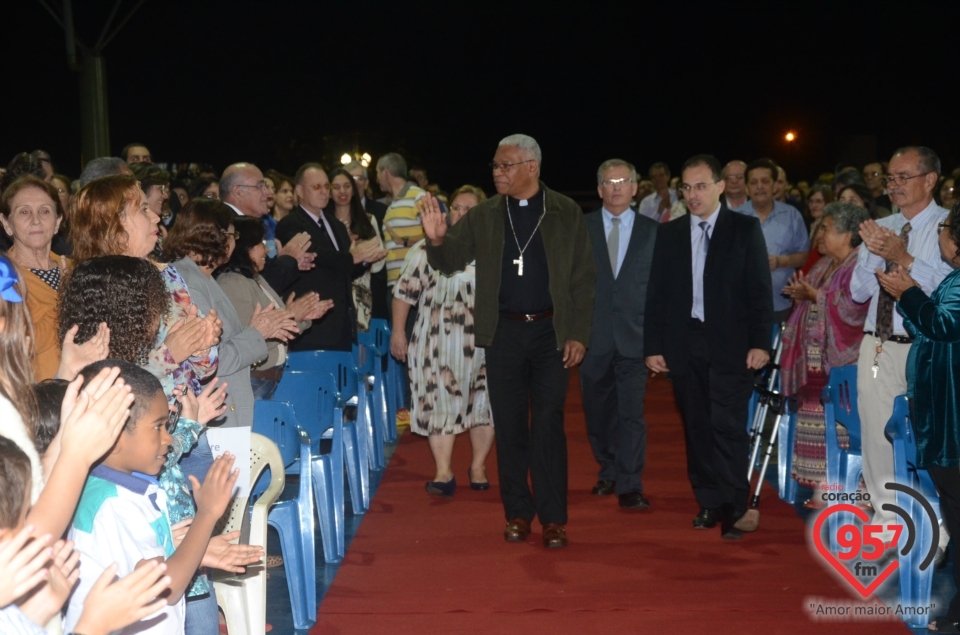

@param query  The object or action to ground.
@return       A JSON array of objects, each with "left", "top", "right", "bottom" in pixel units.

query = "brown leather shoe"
[
  {"left": 542, "top": 523, "right": 568, "bottom": 548},
  {"left": 504, "top": 517, "right": 531, "bottom": 542}
]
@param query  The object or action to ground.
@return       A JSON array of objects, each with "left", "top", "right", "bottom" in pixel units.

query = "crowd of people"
[{"left": 2, "top": 135, "right": 960, "bottom": 633}]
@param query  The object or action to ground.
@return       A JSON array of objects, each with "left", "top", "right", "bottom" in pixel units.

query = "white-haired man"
[
  {"left": 419, "top": 134, "right": 596, "bottom": 548},
  {"left": 221, "top": 161, "right": 315, "bottom": 295}
]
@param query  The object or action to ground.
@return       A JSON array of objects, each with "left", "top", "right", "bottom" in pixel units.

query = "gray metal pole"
[{"left": 79, "top": 52, "right": 110, "bottom": 165}]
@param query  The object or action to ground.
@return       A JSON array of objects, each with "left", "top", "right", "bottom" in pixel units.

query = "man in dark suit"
[
  {"left": 221, "top": 161, "right": 315, "bottom": 295},
  {"left": 644, "top": 154, "right": 773, "bottom": 540},
  {"left": 276, "top": 163, "right": 384, "bottom": 351},
  {"left": 581, "top": 159, "right": 658, "bottom": 509}
]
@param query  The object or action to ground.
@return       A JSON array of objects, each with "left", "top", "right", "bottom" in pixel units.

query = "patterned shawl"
[{"left": 780, "top": 251, "right": 869, "bottom": 396}]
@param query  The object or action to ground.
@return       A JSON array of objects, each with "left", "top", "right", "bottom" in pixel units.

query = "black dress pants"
[
  {"left": 670, "top": 326, "right": 753, "bottom": 512},
  {"left": 927, "top": 466, "right": 960, "bottom": 621},
  {"left": 579, "top": 350, "right": 648, "bottom": 495},
  {"left": 485, "top": 317, "right": 570, "bottom": 525}
]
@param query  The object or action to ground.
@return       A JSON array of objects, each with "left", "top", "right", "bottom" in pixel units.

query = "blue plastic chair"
[
  {"left": 287, "top": 350, "right": 385, "bottom": 472},
  {"left": 353, "top": 341, "right": 390, "bottom": 458},
  {"left": 885, "top": 395, "right": 941, "bottom": 627},
  {"left": 275, "top": 369, "right": 368, "bottom": 517},
  {"left": 369, "top": 319, "right": 400, "bottom": 443},
  {"left": 358, "top": 324, "right": 395, "bottom": 446},
  {"left": 821, "top": 365, "right": 863, "bottom": 550},
  {"left": 369, "top": 317, "right": 408, "bottom": 418},
  {"left": 251, "top": 400, "right": 317, "bottom": 628}
]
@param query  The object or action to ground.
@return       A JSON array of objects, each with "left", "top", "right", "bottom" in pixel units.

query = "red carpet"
[{"left": 313, "top": 372, "right": 910, "bottom": 634}]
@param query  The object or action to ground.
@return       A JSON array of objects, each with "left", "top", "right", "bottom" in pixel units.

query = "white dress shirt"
[
  {"left": 849, "top": 199, "right": 951, "bottom": 334},
  {"left": 225, "top": 201, "right": 245, "bottom": 216},
  {"left": 690, "top": 205, "right": 721, "bottom": 321},
  {"left": 602, "top": 207, "right": 634, "bottom": 277},
  {"left": 638, "top": 190, "right": 678, "bottom": 221},
  {"left": 302, "top": 206, "right": 340, "bottom": 250}
]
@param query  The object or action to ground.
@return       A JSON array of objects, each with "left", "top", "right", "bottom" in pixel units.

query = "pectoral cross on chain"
[{"left": 513, "top": 256, "right": 524, "bottom": 276}]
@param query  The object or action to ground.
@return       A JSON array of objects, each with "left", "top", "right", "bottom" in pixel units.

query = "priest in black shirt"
[{"left": 420, "top": 134, "right": 595, "bottom": 548}]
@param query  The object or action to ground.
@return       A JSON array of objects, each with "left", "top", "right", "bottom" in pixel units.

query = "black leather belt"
[
  {"left": 864, "top": 331, "right": 914, "bottom": 344},
  {"left": 500, "top": 310, "right": 554, "bottom": 323}
]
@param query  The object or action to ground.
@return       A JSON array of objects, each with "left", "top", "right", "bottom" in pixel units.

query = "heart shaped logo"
[{"left": 811, "top": 503, "right": 899, "bottom": 598}]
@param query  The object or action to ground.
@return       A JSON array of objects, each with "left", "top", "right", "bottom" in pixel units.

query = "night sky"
[{"left": 5, "top": 0, "right": 960, "bottom": 195}]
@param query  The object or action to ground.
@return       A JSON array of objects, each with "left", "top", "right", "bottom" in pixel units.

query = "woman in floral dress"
[{"left": 391, "top": 185, "right": 494, "bottom": 497}]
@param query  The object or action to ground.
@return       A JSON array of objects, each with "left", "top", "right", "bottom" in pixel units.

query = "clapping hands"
[{"left": 249, "top": 302, "right": 299, "bottom": 342}]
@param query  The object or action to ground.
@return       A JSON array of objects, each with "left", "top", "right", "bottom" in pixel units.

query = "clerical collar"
[{"left": 508, "top": 188, "right": 543, "bottom": 208}]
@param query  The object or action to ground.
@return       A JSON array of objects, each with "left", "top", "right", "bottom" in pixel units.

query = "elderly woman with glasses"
[
  {"left": 779, "top": 202, "right": 871, "bottom": 508},
  {"left": 877, "top": 204, "right": 960, "bottom": 633}
]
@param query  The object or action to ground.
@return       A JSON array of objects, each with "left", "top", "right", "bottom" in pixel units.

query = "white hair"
[{"left": 498, "top": 134, "right": 542, "bottom": 164}]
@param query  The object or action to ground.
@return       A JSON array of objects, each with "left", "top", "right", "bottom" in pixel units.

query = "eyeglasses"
[
  {"left": 881, "top": 172, "right": 931, "bottom": 187},
  {"left": 351, "top": 175, "right": 368, "bottom": 183},
  {"left": 307, "top": 182, "right": 331, "bottom": 192},
  {"left": 451, "top": 204, "right": 474, "bottom": 213},
  {"left": 679, "top": 181, "right": 719, "bottom": 194},
  {"left": 601, "top": 177, "right": 634, "bottom": 188},
  {"left": 724, "top": 174, "right": 745, "bottom": 182},
  {"left": 221, "top": 229, "right": 240, "bottom": 240},
  {"left": 939, "top": 222, "right": 953, "bottom": 232},
  {"left": 237, "top": 181, "right": 270, "bottom": 192},
  {"left": 489, "top": 159, "right": 535, "bottom": 173}
]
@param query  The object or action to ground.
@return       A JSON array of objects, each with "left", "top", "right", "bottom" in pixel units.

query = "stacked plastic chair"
[
  {"left": 287, "top": 350, "right": 385, "bottom": 472},
  {"left": 368, "top": 318, "right": 400, "bottom": 443},
  {"left": 213, "top": 433, "right": 284, "bottom": 635},
  {"left": 821, "top": 365, "right": 863, "bottom": 550},
  {"left": 274, "top": 370, "right": 355, "bottom": 529},
  {"left": 251, "top": 400, "right": 318, "bottom": 629},
  {"left": 885, "top": 395, "right": 941, "bottom": 627},
  {"left": 273, "top": 370, "right": 370, "bottom": 516},
  {"left": 357, "top": 321, "right": 395, "bottom": 446}
]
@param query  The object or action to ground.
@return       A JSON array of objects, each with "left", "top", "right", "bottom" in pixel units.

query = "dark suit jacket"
[
  {"left": 363, "top": 197, "right": 388, "bottom": 227},
  {"left": 644, "top": 209, "right": 773, "bottom": 373},
  {"left": 275, "top": 205, "right": 362, "bottom": 351},
  {"left": 585, "top": 208, "right": 658, "bottom": 358},
  {"left": 260, "top": 254, "right": 300, "bottom": 296}
]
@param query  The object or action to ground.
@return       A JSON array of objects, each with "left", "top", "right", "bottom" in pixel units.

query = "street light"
[
  {"left": 785, "top": 132, "right": 796, "bottom": 142},
  {"left": 340, "top": 153, "right": 352, "bottom": 165}
]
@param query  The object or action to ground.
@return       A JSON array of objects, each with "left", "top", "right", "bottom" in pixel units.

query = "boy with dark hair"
[
  {"left": 1, "top": 435, "right": 174, "bottom": 635},
  {"left": 64, "top": 360, "right": 239, "bottom": 635}
]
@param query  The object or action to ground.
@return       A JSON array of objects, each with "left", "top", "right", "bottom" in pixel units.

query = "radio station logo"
[{"left": 809, "top": 482, "right": 939, "bottom": 599}]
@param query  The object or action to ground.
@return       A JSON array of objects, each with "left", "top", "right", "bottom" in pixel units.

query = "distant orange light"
[{"left": 785, "top": 132, "right": 796, "bottom": 142}]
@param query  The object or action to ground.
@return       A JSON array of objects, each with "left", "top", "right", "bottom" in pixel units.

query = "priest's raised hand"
[{"left": 417, "top": 193, "right": 447, "bottom": 245}]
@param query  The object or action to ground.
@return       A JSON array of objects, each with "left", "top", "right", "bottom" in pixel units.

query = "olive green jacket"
[{"left": 425, "top": 183, "right": 596, "bottom": 348}]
